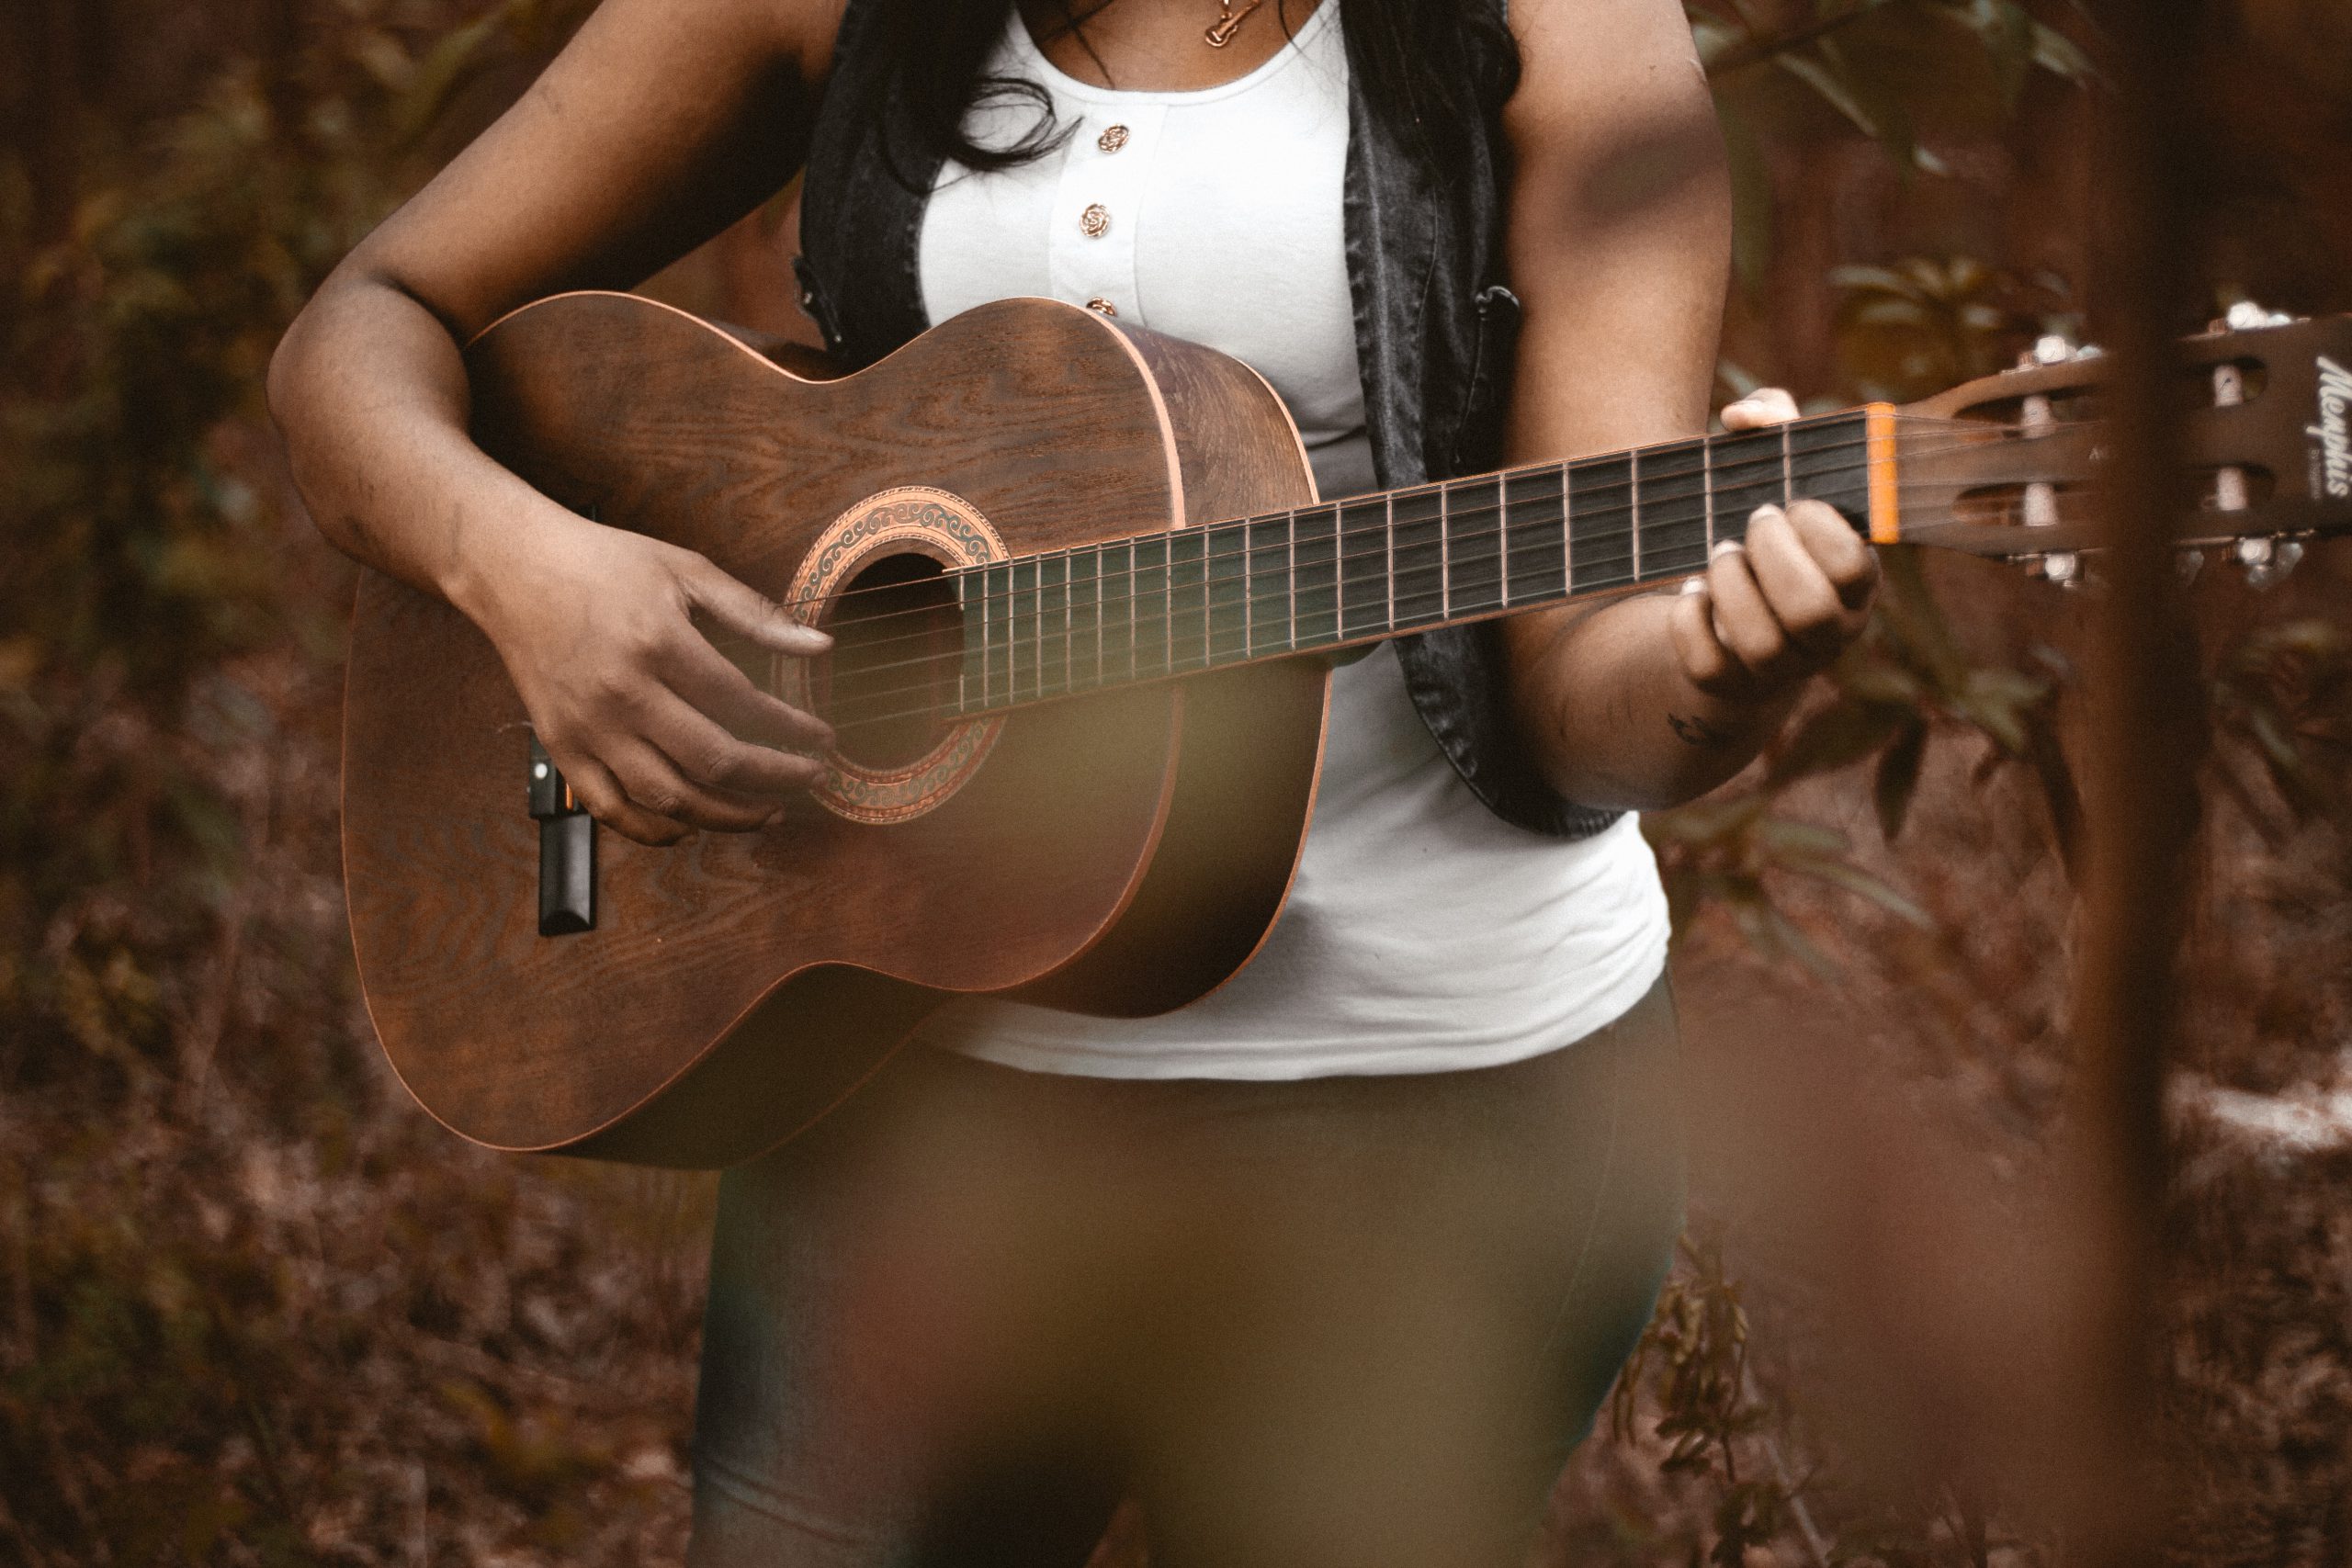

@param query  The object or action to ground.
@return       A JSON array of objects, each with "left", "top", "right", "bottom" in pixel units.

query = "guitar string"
[
  {"left": 771, "top": 424, "right": 1999, "bottom": 637},
  {"left": 766, "top": 429, "right": 2012, "bottom": 675},
  {"left": 812, "top": 448, "right": 1936, "bottom": 716},
  {"left": 814, "top": 457, "right": 2020, "bottom": 728},
  {"left": 748, "top": 413, "right": 2016, "bottom": 630},
  {"left": 797, "top": 441, "right": 2000, "bottom": 700},
  {"left": 815, "top": 464, "right": 2019, "bottom": 731},
  {"left": 821, "top": 491, "right": 2017, "bottom": 736}
]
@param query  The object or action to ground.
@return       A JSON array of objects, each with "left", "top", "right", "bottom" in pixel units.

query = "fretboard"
[{"left": 945, "top": 407, "right": 1886, "bottom": 717}]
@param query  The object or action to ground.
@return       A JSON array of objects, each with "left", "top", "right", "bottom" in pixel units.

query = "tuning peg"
[
  {"left": 2222, "top": 300, "right": 2296, "bottom": 332},
  {"left": 2235, "top": 536, "right": 2304, "bottom": 588},
  {"left": 2177, "top": 548, "right": 2206, "bottom": 583},
  {"left": 2027, "top": 333, "right": 2075, "bottom": 368},
  {"left": 2039, "top": 550, "right": 2083, "bottom": 586}
]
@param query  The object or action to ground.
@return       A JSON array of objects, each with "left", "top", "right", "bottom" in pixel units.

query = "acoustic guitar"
[{"left": 341, "top": 294, "right": 2352, "bottom": 1166}]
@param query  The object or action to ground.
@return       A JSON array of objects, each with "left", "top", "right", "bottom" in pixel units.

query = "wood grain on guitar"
[{"left": 340, "top": 294, "right": 2352, "bottom": 1167}]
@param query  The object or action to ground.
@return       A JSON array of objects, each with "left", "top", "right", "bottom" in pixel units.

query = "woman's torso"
[{"left": 896, "top": 1, "right": 1670, "bottom": 1079}]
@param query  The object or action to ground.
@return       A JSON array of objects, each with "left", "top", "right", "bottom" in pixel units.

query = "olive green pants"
[{"left": 690, "top": 978, "right": 1684, "bottom": 1568}]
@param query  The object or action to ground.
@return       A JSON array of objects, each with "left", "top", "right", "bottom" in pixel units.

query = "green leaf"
[
  {"left": 1786, "top": 852, "right": 1936, "bottom": 928},
  {"left": 1873, "top": 718, "right": 1928, "bottom": 840},
  {"left": 2029, "top": 19, "right": 2099, "bottom": 83},
  {"left": 1689, "top": 10, "right": 1747, "bottom": 73},
  {"left": 1771, "top": 697, "right": 1907, "bottom": 784},
  {"left": 1962, "top": 0, "right": 2037, "bottom": 108},
  {"left": 1720, "top": 102, "right": 1777, "bottom": 294},
  {"left": 1753, "top": 816, "right": 1850, "bottom": 856},
  {"left": 1777, "top": 50, "right": 1884, "bottom": 143},
  {"left": 1829, "top": 262, "right": 1921, "bottom": 298},
  {"left": 391, "top": 6, "right": 515, "bottom": 148},
  {"left": 1849, "top": 298, "right": 1939, "bottom": 329}
]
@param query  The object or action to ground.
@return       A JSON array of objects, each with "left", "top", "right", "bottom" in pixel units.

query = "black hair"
[{"left": 860, "top": 0, "right": 1521, "bottom": 186}]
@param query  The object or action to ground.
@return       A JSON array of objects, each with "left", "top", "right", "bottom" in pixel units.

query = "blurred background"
[{"left": 5, "top": 0, "right": 2352, "bottom": 1562}]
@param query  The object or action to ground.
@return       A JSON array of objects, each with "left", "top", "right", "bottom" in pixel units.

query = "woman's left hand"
[{"left": 1668, "top": 387, "right": 1881, "bottom": 703}]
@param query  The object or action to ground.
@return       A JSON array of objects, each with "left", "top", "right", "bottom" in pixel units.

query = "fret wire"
[
  {"left": 1243, "top": 514, "right": 1284, "bottom": 660},
  {"left": 957, "top": 571, "right": 972, "bottom": 718},
  {"left": 1028, "top": 558, "right": 1042, "bottom": 703},
  {"left": 992, "top": 562, "right": 1012, "bottom": 709},
  {"left": 1702, "top": 435, "right": 1716, "bottom": 555},
  {"left": 1287, "top": 508, "right": 1298, "bottom": 651},
  {"left": 1036, "top": 551, "right": 1057, "bottom": 700},
  {"left": 1498, "top": 475, "right": 1510, "bottom": 604},
  {"left": 1345, "top": 510, "right": 1363, "bottom": 644},
  {"left": 1384, "top": 492, "right": 1396, "bottom": 634},
  {"left": 1781, "top": 422, "right": 1794, "bottom": 506},
  {"left": 1635, "top": 440, "right": 1712, "bottom": 581},
  {"left": 1242, "top": 520, "right": 1253, "bottom": 658},
  {"left": 1003, "top": 558, "right": 1017, "bottom": 705},
  {"left": 1193, "top": 526, "right": 1213, "bottom": 670},
  {"left": 1134, "top": 535, "right": 1168, "bottom": 685},
  {"left": 1030, "top": 552, "right": 1045, "bottom": 700},
  {"left": 1561, "top": 459, "right": 1576, "bottom": 595},
  {"left": 1062, "top": 548, "right": 1073, "bottom": 695},
  {"left": 1439, "top": 482, "right": 1452, "bottom": 622},
  {"left": 1631, "top": 447, "right": 1644, "bottom": 581},
  {"left": 1305, "top": 504, "right": 1340, "bottom": 649}
]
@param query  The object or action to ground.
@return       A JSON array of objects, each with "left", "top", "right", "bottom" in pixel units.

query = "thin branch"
[{"left": 1743, "top": 1362, "right": 1835, "bottom": 1568}]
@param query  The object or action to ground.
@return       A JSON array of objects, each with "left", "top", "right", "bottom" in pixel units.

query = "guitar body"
[
  {"left": 343, "top": 294, "right": 1329, "bottom": 1167},
  {"left": 346, "top": 290, "right": 2352, "bottom": 1168}
]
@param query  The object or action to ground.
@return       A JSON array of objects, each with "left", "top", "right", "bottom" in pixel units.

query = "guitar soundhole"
[{"left": 820, "top": 551, "right": 964, "bottom": 770}]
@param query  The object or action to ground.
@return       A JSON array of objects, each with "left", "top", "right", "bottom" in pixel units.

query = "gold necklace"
[{"left": 1204, "top": 0, "right": 1268, "bottom": 48}]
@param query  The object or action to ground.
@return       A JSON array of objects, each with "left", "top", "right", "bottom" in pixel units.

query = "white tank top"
[{"left": 909, "top": 0, "right": 1670, "bottom": 1078}]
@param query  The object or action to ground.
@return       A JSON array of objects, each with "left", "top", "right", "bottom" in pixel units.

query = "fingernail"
[
  {"left": 1710, "top": 538, "right": 1746, "bottom": 559},
  {"left": 1680, "top": 577, "right": 1707, "bottom": 595}
]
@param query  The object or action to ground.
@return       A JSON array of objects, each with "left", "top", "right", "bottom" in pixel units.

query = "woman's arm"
[
  {"left": 268, "top": 0, "right": 844, "bottom": 845},
  {"left": 1496, "top": 0, "right": 1878, "bottom": 813}
]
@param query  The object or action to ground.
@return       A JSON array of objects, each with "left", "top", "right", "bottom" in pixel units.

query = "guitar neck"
[{"left": 936, "top": 406, "right": 1897, "bottom": 717}]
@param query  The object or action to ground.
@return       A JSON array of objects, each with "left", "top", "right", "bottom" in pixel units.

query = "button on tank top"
[{"left": 909, "top": 0, "right": 1670, "bottom": 1078}]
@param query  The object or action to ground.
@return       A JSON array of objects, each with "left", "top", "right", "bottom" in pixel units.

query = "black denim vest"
[{"left": 792, "top": 0, "right": 1618, "bottom": 840}]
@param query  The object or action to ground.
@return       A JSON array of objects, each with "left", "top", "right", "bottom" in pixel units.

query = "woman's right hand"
[{"left": 465, "top": 503, "right": 835, "bottom": 847}]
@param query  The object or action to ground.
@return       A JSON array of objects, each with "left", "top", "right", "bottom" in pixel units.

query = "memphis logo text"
[{"left": 2316, "top": 355, "right": 2352, "bottom": 501}]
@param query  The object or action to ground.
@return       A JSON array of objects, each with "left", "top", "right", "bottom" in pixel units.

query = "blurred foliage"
[
  {"left": 0, "top": 5, "right": 702, "bottom": 1564},
  {"left": 3, "top": 0, "right": 2349, "bottom": 1564},
  {"left": 1610, "top": 1226, "right": 1785, "bottom": 1568},
  {"left": 2207, "top": 617, "right": 2352, "bottom": 836},
  {"left": 2, "top": 0, "right": 593, "bottom": 1098},
  {"left": 1647, "top": 547, "right": 2078, "bottom": 975},
  {"left": 1691, "top": 0, "right": 2096, "bottom": 290},
  {"left": 1829, "top": 254, "right": 2073, "bottom": 401}
]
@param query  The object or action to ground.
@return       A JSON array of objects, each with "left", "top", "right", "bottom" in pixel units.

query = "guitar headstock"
[{"left": 1893, "top": 308, "right": 2352, "bottom": 585}]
